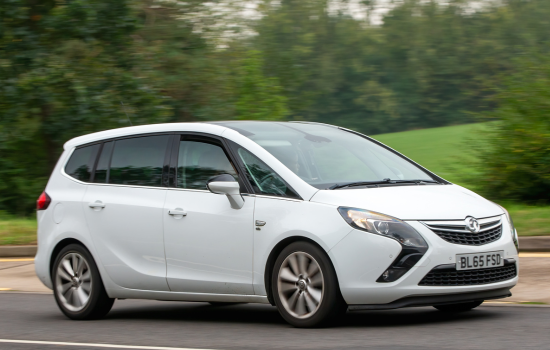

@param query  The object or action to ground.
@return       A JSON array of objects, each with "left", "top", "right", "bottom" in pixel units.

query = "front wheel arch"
[{"left": 264, "top": 236, "right": 340, "bottom": 306}]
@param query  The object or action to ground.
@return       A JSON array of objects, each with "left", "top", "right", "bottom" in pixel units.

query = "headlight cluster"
[
  {"left": 338, "top": 207, "right": 428, "bottom": 283},
  {"left": 495, "top": 204, "right": 519, "bottom": 252}
]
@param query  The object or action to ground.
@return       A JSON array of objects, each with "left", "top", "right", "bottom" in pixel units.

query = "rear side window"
[
  {"left": 65, "top": 144, "right": 100, "bottom": 182},
  {"left": 108, "top": 135, "right": 170, "bottom": 187}
]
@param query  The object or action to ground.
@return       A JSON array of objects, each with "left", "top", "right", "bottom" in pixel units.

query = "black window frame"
[{"left": 168, "top": 133, "right": 253, "bottom": 194}]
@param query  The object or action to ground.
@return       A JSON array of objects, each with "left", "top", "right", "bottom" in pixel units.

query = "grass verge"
[{"left": 0, "top": 213, "right": 37, "bottom": 245}]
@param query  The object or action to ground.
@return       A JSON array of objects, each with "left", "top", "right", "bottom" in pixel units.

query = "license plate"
[{"left": 456, "top": 251, "right": 504, "bottom": 271}]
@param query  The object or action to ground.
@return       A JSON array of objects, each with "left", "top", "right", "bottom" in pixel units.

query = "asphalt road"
[{"left": 0, "top": 293, "right": 549, "bottom": 350}]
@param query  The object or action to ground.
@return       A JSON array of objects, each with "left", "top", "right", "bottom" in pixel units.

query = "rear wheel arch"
[
  {"left": 264, "top": 236, "right": 338, "bottom": 306},
  {"left": 49, "top": 238, "right": 90, "bottom": 278}
]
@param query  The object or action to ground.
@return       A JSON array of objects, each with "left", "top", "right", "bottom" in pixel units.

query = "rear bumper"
[{"left": 349, "top": 287, "right": 511, "bottom": 311}]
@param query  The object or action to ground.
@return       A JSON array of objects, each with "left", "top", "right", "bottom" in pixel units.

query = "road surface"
[{"left": 0, "top": 293, "right": 548, "bottom": 349}]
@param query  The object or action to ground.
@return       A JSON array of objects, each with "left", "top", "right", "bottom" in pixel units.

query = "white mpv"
[{"left": 35, "top": 121, "right": 519, "bottom": 327}]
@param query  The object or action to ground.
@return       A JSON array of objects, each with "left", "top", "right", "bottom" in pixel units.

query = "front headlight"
[
  {"left": 495, "top": 204, "right": 519, "bottom": 252},
  {"left": 338, "top": 207, "right": 428, "bottom": 282},
  {"left": 338, "top": 207, "right": 428, "bottom": 249}
]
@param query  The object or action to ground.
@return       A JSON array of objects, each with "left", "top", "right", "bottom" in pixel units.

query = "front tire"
[
  {"left": 52, "top": 244, "right": 114, "bottom": 320},
  {"left": 434, "top": 301, "right": 483, "bottom": 313},
  {"left": 272, "top": 241, "right": 347, "bottom": 327}
]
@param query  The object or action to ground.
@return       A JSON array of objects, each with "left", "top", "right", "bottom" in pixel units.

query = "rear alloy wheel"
[
  {"left": 434, "top": 301, "right": 483, "bottom": 313},
  {"left": 272, "top": 241, "right": 347, "bottom": 327},
  {"left": 53, "top": 244, "right": 114, "bottom": 320}
]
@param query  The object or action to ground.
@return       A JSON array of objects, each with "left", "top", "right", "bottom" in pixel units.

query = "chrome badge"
[{"left": 465, "top": 216, "right": 480, "bottom": 233}]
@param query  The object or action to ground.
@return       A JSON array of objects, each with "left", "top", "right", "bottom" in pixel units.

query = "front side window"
[
  {"left": 177, "top": 140, "right": 238, "bottom": 190},
  {"left": 108, "top": 135, "right": 170, "bottom": 187},
  {"left": 233, "top": 145, "right": 299, "bottom": 198},
  {"left": 65, "top": 144, "right": 100, "bottom": 182}
]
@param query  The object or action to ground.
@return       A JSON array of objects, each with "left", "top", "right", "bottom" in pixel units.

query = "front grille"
[
  {"left": 419, "top": 261, "right": 517, "bottom": 286},
  {"left": 421, "top": 216, "right": 503, "bottom": 246},
  {"left": 432, "top": 225, "right": 502, "bottom": 246}
]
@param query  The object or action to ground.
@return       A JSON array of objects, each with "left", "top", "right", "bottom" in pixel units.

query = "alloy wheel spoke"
[
  {"left": 62, "top": 259, "right": 75, "bottom": 277},
  {"left": 307, "top": 286, "right": 322, "bottom": 303},
  {"left": 297, "top": 253, "right": 309, "bottom": 277},
  {"left": 72, "top": 254, "right": 79, "bottom": 276},
  {"left": 76, "top": 257, "right": 85, "bottom": 277},
  {"left": 287, "top": 254, "right": 300, "bottom": 276},
  {"left": 57, "top": 267, "right": 72, "bottom": 282},
  {"left": 59, "top": 282, "right": 72, "bottom": 294},
  {"left": 295, "top": 293, "right": 307, "bottom": 316},
  {"left": 76, "top": 287, "right": 89, "bottom": 306},
  {"left": 309, "top": 273, "right": 323, "bottom": 288},
  {"left": 280, "top": 281, "right": 298, "bottom": 294},
  {"left": 81, "top": 281, "right": 91, "bottom": 293},
  {"left": 287, "top": 289, "right": 300, "bottom": 311},
  {"left": 81, "top": 270, "right": 91, "bottom": 283},
  {"left": 279, "top": 267, "right": 298, "bottom": 283},
  {"left": 304, "top": 290, "right": 318, "bottom": 312}
]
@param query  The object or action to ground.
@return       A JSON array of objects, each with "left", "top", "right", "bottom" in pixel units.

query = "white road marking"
[{"left": 0, "top": 339, "right": 215, "bottom": 350}]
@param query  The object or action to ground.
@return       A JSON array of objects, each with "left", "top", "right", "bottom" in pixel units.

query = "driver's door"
[{"left": 163, "top": 135, "right": 255, "bottom": 295}]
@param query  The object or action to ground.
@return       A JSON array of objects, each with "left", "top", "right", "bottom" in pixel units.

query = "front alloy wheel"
[
  {"left": 277, "top": 252, "right": 324, "bottom": 319},
  {"left": 272, "top": 242, "right": 347, "bottom": 327}
]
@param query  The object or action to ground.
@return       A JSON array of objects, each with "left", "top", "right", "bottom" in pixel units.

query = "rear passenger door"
[{"left": 83, "top": 134, "right": 172, "bottom": 291}]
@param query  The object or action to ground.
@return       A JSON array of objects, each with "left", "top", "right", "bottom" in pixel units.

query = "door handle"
[
  {"left": 89, "top": 201, "right": 105, "bottom": 209},
  {"left": 168, "top": 208, "right": 187, "bottom": 216}
]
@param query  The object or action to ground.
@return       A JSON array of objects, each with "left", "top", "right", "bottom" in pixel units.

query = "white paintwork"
[
  {"left": 35, "top": 121, "right": 518, "bottom": 309},
  {"left": 82, "top": 185, "right": 170, "bottom": 291},
  {"left": 163, "top": 190, "right": 255, "bottom": 294},
  {"left": 310, "top": 184, "right": 503, "bottom": 220}
]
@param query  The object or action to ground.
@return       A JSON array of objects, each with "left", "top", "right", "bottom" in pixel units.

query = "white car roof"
[{"left": 63, "top": 122, "right": 228, "bottom": 150}]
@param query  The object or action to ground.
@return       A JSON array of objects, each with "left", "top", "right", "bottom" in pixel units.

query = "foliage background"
[{"left": 1, "top": 0, "right": 550, "bottom": 215}]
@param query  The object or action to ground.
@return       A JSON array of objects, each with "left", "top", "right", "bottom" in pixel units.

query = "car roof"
[
  {"left": 63, "top": 121, "right": 339, "bottom": 150},
  {"left": 63, "top": 122, "right": 227, "bottom": 150}
]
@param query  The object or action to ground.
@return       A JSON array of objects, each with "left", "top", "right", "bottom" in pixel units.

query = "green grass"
[
  {"left": 0, "top": 212, "right": 37, "bottom": 245},
  {"left": 372, "top": 123, "right": 550, "bottom": 236},
  {"left": 372, "top": 123, "right": 484, "bottom": 186}
]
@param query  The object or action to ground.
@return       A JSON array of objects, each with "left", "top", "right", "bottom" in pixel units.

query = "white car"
[{"left": 35, "top": 121, "right": 519, "bottom": 327}]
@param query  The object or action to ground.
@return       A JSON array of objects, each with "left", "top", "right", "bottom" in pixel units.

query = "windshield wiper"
[{"left": 329, "top": 179, "right": 439, "bottom": 190}]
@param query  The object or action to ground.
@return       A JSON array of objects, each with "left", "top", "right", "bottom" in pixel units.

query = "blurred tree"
[
  {"left": 471, "top": 52, "right": 550, "bottom": 202},
  {"left": 0, "top": 0, "right": 170, "bottom": 214},
  {"left": 134, "top": 0, "right": 287, "bottom": 122}
]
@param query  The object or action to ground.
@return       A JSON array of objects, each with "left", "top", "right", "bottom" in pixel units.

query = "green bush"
[{"left": 473, "top": 53, "right": 550, "bottom": 202}]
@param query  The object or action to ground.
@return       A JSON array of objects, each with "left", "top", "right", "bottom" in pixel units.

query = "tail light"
[{"left": 37, "top": 191, "right": 51, "bottom": 210}]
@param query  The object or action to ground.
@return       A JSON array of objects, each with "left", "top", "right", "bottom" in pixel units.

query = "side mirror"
[{"left": 206, "top": 174, "right": 245, "bottom": 209}]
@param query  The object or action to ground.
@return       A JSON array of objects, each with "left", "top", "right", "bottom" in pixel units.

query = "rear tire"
[
  {"left": 272, "top": 241, "right": 347, "bottom": 328},
  {"left": 52, "top": 244, "right": 114, "bottom": 320},
  {"left": 434, "top": 301, "right": 483, "bottom": 313}
]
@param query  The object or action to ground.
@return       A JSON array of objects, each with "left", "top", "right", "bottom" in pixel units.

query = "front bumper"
[
  {"left": 329, "top": 219, "right": 519, "bottom": 305},
  {"left": 349, "top": 287, "right": 512, "bottom": 311}
]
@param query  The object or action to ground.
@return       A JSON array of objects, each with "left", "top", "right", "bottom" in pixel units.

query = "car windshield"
[{"left": 214, "top": 122, "right": 436, "bottom": 189}]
